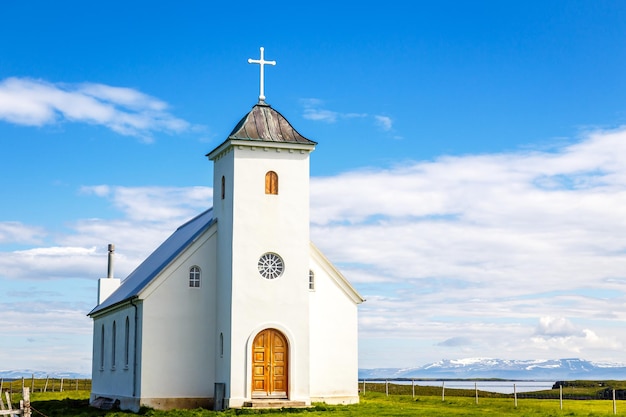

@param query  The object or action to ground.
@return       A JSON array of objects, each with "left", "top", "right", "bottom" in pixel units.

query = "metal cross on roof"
[{"left": 248, "top": 47, "right": 276, "bottom": 104}]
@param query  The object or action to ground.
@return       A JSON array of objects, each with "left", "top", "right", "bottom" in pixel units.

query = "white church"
[{"left": 88, "top": 49, "right": 364, "bottom": 411}]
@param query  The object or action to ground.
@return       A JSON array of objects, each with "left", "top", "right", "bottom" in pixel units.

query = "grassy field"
[{"left": 9, "top": 390, "right": 626, "bottom": 417}]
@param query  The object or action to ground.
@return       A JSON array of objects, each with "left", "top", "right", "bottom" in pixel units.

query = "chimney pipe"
[{"left": 107, "top": 244, "right": 115, "bottom": 278}]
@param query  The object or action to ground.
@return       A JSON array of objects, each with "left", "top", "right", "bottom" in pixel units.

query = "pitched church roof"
[
  {"left": 227, "top": 103, "right": 316, "bottom": 145},
  {"left": 89, "top": 209, "right": 215, "bottom": 316}
]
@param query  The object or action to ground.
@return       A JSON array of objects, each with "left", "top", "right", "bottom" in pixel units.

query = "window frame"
[
  {"left": 124, "top": 316, "right": 130, "bottom": 369},
  {"left": 265, "top": 171, "right": 278, "bottom": 195},
  {"left": 189, "top": 265, "right": 201, "bottom": 288},
  {"left": 100, "top": 324, "right": 105, "bottom": 370},
  {"left": 258, "top": 252, "right": 285, "bottom": 280},
  {"left": 111, "top": 320, "right": 117, "bottom": 370}
]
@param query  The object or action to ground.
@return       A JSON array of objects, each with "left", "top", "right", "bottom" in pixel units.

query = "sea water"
[{"left": 364, "top": 380, "right": 555, "bottom": 394}]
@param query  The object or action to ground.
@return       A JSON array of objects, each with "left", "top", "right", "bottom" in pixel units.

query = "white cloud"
[
  {"left": 535, "top": 316, "right": 583, "bottom": 337},
  {"left": 530, "top": 328, "right": 621, "bottom": 354},
  {"left": 437, "top": 336, "right": 473, "bottom": 347},
  {"left": 303, "top": 108, "right": 339, "bottom": 123},
  {"left": 374, "top": 115, "right": 393, "bottom": 131},
  {"left": 310, "top": 126, "right": 626, "bottom": 364},
  {"left": 0, "top": 77, "right": 191, "bottom": 141},
  {"left": 0, "top": 221, "right": 45, "bottom": 244},
  {"left": 0, "top": 296, "right": 94, "bottom": 373},
  {"left": 0, "top": 246, "right": 101, "bottom": 280},
  {"left": 0, "top": 186, "right": 212, "bottom": 282},
  {"left": 80, "top": 185, "right": 212, "bottom": 222},
  {"left": 300, "top": 98, "right": 378, "bottom": 127}
]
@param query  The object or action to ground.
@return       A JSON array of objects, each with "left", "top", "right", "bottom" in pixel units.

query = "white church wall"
[
  {"left": 138, "top": 225, "right": 218, "bottom": 408},
  {"left": 222, "top": 145, "right": 313, "bottom": 406},
  {"left": 308, "top": 250, "right": 361, "bottom": 404},
  {"left": 90, "top": 302, "right": 139, "bottom": 410},
  {"left": 211, "top": 147, "right": 235, "bottom": 393}
]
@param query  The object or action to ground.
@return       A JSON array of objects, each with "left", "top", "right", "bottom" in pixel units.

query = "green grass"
[
  {"left": 7, "top": 390, "right": 625, "bottom": 417},
  {"left": 357, "top": 393, "right": 623, "bottom": 416}
]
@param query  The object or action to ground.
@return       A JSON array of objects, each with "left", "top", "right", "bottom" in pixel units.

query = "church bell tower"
[{"left": 206, "top": 48, "right": 317, "bottom": 407}]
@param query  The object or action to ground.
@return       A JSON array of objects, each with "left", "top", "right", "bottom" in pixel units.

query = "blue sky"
[{"left": 2, "top": 1, "right": 626, "bottom": 374}]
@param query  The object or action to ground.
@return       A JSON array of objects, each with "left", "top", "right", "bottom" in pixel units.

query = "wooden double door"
[{"left": 252, "top": 328, "right": 288, "bottom": 398}]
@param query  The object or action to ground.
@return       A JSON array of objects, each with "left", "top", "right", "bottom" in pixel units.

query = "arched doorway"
[{"left": 251, "top": 328, "right": 288, "bottom": 398}]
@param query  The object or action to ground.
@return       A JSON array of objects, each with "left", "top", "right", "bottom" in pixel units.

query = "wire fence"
[
  {"left": 360, "top": 379, "right": 625, "bottom": 414},
  {"left": 0, "top": 377, "right": 91, "bottom": 395}
]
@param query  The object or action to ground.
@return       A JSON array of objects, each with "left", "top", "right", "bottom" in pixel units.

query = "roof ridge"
[{"left": 177, "top": 207, "right": 213, "bottom": 230}]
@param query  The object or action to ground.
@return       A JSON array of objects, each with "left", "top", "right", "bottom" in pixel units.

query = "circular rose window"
[{"left": 258, "top": 253, "right": 284, "bottom": 279}]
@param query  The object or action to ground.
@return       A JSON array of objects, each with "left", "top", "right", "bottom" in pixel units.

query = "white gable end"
[{"left": 308, "top": 242, "right": 363, "bottom": 403}]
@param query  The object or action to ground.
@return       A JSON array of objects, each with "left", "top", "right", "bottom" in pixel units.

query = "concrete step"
[{"left": 242, "top": 400, "right": 308, "bottom": 409}]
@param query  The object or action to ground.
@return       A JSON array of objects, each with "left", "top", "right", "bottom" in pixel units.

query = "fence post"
[
  {"left": 514, "top": 383, "right": 517, "bottom": 407},
  {"left": 60, "top": 378, "right": 64, "bottom": 392},
  {"left": 30, "top": 374, "right": 34, "bottom": 393},
  {"left": 22, "top": 387, "right": 31, "bottom": 417},
  {"left": 44, "top": 376, "right": 49, "bottom": 392},
  {"left": 412, "top": 379, "right": 415, "bottom": 399},
  {"left": 475, "top": 382, "right": 478, "bottom": 405},
  {"left": 385, "top": 380, "right": 389, "bottom": 397},
  {"left": 442, "top": 381, "right": 445, "bottom": 402},
  {"left": 613, "top": 389, "right": 617, "bottom": 415},
  {"left": 559, "top": 384, "right": 563, "bottom": 410},
  {"left": 4, "top": 392, "right": 13, "bottom": 411}
]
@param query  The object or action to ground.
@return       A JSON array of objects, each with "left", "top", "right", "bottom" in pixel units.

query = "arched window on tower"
[
  {"left": 265, "top": 171, "right": 278, "bottom": 195},
  {"left": 309, "top": 270, "right": 315, "bottom": 291},
  {"left": 189, "top": 266, "right": 201, "bottom": 288},
  {"left": 221, "top": 176, "right": 225, "bottom": 200}
]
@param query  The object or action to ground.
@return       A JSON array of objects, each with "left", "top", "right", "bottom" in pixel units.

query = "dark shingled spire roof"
[{"left": 228, "top": 103, "right": 316, "bottom": 145}]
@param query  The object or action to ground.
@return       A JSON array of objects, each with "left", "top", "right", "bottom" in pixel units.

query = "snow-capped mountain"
[{"left": 359, "top": 358, "right": 626, "bottom": 380}]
